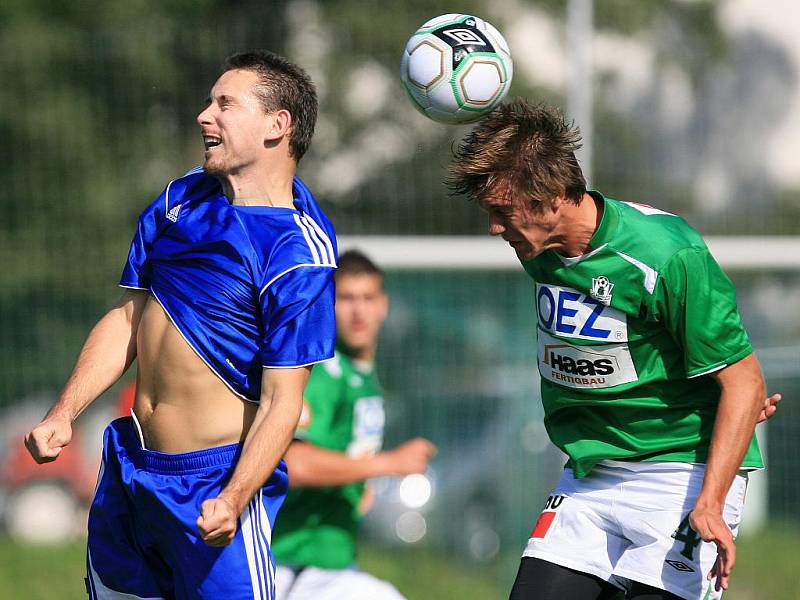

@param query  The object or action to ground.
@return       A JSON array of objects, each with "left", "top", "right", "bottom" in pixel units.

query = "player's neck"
[
  {"left": 350, "top": 357, "right": 374, "bottom": 373},
  {"left": 221, "top": 158, "right": 296, "bottom": 208},
  {"left": 341, "top": 342, "right": 377, "bottom": 366},
  {"left": 554, "top": 193, "right": 602, "bottom": 258}
]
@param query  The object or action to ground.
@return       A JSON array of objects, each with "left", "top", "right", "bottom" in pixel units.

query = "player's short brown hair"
[
  {"left": 336, "top": 250, "right": 384, "bottom": 287},
  {"left": 223, "top": 50, "right": 317, "bottom": 162},
  {"left": 447, "top": 99, "right": 586, "bottom": 210}
]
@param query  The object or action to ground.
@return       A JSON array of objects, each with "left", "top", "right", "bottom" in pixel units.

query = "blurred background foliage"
[
  {"left": 2, "top": 0, "right": 799, "bottom": 399},
  {"left": 1, "top": 1, "right": 799, "bottom": 598}
]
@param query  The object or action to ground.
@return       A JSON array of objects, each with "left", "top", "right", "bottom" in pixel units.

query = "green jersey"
[
  {"left": 523, "top": 193, "right": 762, "bottom": 478},
  {"left": 272, "top": 350, "right": 385, "bottom": 569}
]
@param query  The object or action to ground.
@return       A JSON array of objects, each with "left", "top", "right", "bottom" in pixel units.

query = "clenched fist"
[
  {"left": 197, "top": 496, "right": 239, "bottom": 547},
  {"left": 24, "top": 415, "right": 73, "bottom": 464}
]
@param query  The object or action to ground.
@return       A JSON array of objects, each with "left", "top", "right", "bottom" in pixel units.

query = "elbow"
[
  {"left": 743, "top": 370, "right": 766, "bottom": 417},
  {"left": 285, "top": 463, "right": 310, "bottom": 488},
  {"left": 283, "top": 443, "right": 312, "bottom": 488}
]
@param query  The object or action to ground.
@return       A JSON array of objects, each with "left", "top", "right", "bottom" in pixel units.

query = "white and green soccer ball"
[{"left": 400, "top": 14, "right": 513, "bottom": 124}]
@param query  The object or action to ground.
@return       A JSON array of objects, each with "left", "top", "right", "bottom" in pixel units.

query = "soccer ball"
[{"left": 400, "top": 14, "right": 513, "bottom": 124}]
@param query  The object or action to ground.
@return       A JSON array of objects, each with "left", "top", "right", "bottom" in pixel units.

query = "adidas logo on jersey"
[{"left": 166, "top": 203, "right": 182, "bottom": 222}]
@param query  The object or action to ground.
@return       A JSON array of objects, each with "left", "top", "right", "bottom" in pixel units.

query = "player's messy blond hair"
[{"left": 447, "top": 100, "right": 586, "bottom": 210}]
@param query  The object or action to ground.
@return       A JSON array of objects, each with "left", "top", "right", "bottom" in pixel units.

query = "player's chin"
[
  {"left": 203, "top": 159, "right": 225, "bottom": 177},
  {"left": 513, "top": 245, "right": 536, "bottom": 261}
]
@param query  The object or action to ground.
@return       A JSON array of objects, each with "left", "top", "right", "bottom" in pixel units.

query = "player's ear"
[{"left": 264, "top": 109, "right": 292, "bottom": 143}]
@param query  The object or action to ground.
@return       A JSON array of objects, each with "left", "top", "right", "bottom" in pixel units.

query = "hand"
[
  {"left": 379, "top": 438, "right": 437, "bottom": 476},
  {"left": 689, "top": 507, "right": 735, "bottom": 592},
  {"left": 197, "top": 496, "right": 239, "bottom": 547},
  {"left": 24, "top": 415, "right": 73, "bottom": 463},
  {"left": 757, "top": 393, "right": 781, "bottom": 424}
]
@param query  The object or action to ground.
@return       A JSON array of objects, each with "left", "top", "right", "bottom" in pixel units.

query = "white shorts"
[
  {"left": 275, "top": 564, "right": 406, "bottom": 600},
  {"left": 522, "top": 461, "right": 748, "bottom": 600}
]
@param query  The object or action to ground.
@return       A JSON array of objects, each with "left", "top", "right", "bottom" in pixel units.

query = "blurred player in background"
[
  {"left": 448, "top": 99, "right": 780, "bottom": 600},
  {"left": 273, "top": 250, "right": 437, "bottom": 600},
  {"left": 24, "top": 50, "right": 336, "bottom": 599}
]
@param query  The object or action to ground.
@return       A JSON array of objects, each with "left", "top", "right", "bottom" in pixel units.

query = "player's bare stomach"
[{"left": 132, "top": 296, "right": 257, "bottom": 453}]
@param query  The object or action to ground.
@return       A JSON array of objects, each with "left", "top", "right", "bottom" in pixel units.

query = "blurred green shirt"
[{"left": 272, "top": 350, "right": 385, "bottom": 569}]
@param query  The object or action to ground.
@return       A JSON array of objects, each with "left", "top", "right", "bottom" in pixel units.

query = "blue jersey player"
[{"left": 24, "top": 51, "right": 336, "bottom": 599}]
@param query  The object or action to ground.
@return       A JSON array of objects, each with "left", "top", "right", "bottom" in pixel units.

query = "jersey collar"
[{"left": 586, "top": 190, "right": 618, "bottom": 248}]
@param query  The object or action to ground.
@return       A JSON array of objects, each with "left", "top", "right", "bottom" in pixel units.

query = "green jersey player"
[
  {"left": 448, "top": 100, "right": 780, "bottom": 600},
  {"left": 273, "top": 251, "right": 437, "bottom": 600}
]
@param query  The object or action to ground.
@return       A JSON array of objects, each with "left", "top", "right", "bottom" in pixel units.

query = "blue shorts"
[{"left": 86, "top": 417, "right": 288, "bottom": 599}]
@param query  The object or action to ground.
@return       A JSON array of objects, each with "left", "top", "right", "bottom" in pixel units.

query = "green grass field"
[{"left": 1, "top": 527, "right": 798, "bottom": 599}]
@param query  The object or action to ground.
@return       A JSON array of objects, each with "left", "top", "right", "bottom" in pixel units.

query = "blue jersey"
[{"left": 120, "top": 167, "right": 337, "bottom": 402}]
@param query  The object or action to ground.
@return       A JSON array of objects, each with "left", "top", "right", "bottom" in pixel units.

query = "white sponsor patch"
[
  {"left": 347, "top": 396, "right": 385, "bottom": 457},
  {"left": 536, "top": 283, "right": 628, "bottom": 342},
  {"left": 538, "top": 331, "right": 638, "bottom": 389}
]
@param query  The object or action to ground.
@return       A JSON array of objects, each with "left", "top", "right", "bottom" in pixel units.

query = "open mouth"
[{"left": 203, "top": 136, "right": 222, "bottom": 150}]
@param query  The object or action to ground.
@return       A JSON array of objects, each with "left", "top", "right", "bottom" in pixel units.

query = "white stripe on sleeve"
[
  {"left": 301, "top": 215, "right": 336, "bottom": 266},
  {"left": 293, "top": 214, "right": 321, "bottom": 264}
]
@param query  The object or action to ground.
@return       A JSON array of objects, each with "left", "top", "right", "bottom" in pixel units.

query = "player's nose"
[
  {"left": 197, "top": 105, "right": 213, "bottom": 126},
  {"left": 488, "top": 215, "right": 505, "bottom": 236}
]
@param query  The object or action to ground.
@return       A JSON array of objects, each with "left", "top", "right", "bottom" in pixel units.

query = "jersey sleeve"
[
  {"left": 655, "top": 246, "right": 752, "bottom": 377},
  {"left": 259, "top": 264, "right": 336, "bottom": 368},
  {"left": 119, "top": 195, "right": 164, "bottom": 290},
  {"left": 119, "top": 170, "right": 221, "bottom": 289}
]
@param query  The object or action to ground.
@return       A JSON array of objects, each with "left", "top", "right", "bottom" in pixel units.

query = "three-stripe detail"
[
  {"left": 259, "top": 214, "right": 337, "bottom": 297},
  {"left": 241, "top": 490, "right": 276, "bottom": 599},
  {"left": 293, "top": 214, "right": 336, "bottom": 267}
]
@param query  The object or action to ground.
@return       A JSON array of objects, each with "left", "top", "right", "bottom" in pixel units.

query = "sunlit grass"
[{"left": 0, "top": 525, "right": 798, "bottom": 599}]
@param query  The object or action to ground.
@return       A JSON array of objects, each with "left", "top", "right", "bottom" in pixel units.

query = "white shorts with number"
[
  {"left": 522, "top": 461, "right": 749, "bottom": 600},
  {"left": 275, "top": 564, "right": 406, "bottom": 600}
]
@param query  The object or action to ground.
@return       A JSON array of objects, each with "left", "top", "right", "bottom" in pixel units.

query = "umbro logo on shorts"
[{"left": 665, "top": 559, "right": 695, "bottom": 573}]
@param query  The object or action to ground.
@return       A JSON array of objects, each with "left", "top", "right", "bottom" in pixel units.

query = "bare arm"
[
  {"left": 25, "top": 289, "right": 147, "bottom": 463},
  {"left": 196, "top": 365, "right": 310, "bottom": 547},
  {"left": 690, "top": 352, "right": 765, "bottom": 592},
  {"left": 285, "top": 438, "right": 437, "bottom": 488}
]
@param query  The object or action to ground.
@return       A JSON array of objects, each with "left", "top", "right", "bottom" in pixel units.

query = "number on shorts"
[{"left": 672, "top": 514, "right": 702, "bottom": 560}]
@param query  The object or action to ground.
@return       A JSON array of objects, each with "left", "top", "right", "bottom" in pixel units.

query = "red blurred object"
[
  {"left": 0, "top": 382, "right": 140, "bottom": 541},
  {"left": 117, "top": 380, "right": 136, "bottom": 417},
  {"left": 1, "top": 381, "right": 137, "bottom": 504},
  {"left": 2, "top": 430, "right": 96, "bottom": 504}
]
